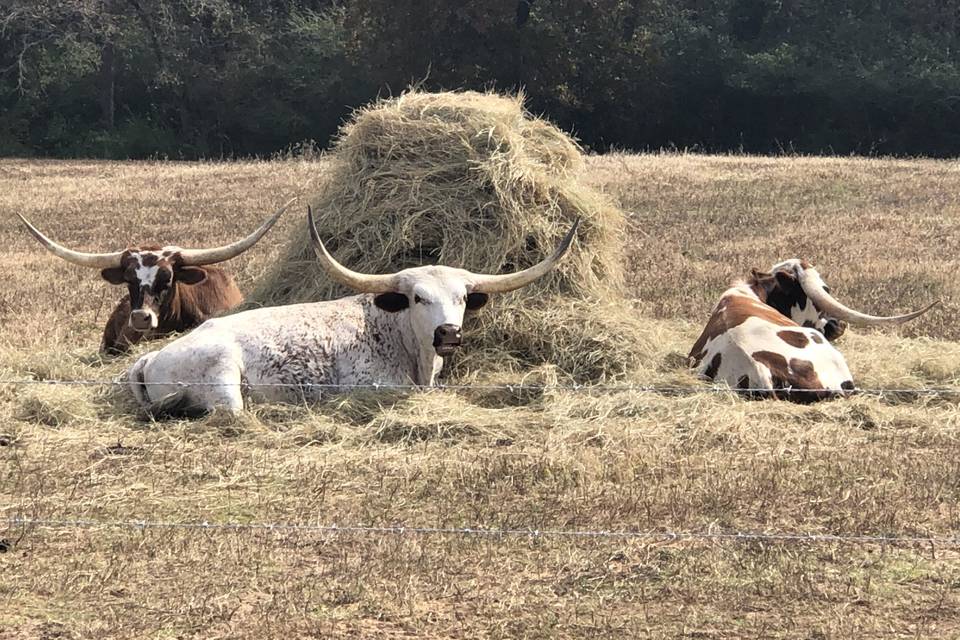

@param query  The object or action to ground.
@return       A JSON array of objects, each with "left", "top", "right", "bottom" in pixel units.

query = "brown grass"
[
  {"left": 1, "top": 154, "right": 959, "bottom": 639},
  {"left": 595, "top": 153, "right": 960, "bottom": 340}
]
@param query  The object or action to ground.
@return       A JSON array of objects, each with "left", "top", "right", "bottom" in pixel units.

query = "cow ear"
[
  {"left": 101, "top": 267, "right": 127, "bottom": 285},
  {"left": 749, "top": 269, "right": 777, "bottom": 297},
  {"left": 175, "top": 266, "right": 207, "bottom": 285},
  {"left": 466, "top": 292, "right": 489, "bottom": 310},
  {"left": 374, "top": 292, "right": 409, "bottom": 312},
  {"left": 775, "top": 270, "right": 798, "bottom": 289}
]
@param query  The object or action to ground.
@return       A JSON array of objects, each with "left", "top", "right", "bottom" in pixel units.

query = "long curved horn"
[
  {"left": 18, "top": 213, "right": 124, "bottom": 269},
  {"left": 178, "top": 198, "right": 295, "bottom": 266},
  {"left": 469, "top": 218, "right": 580, "bottom": 293},
  {"left": 798, "top": 266, "right": 940, "bottom": 327},
  {"left": 307, "top": 206, "right": 397, "bottom": 293}
]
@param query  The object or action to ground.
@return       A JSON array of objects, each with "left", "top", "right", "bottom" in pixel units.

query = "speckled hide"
[{"left": 127, "top": 294, "right": 446, "bottom": 414}]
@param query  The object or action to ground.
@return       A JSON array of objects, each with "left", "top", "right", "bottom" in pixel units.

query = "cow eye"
[
  {"left": 414, "top": 295, "right": 423, "bottom": 304},
  {"left": 823, "top": 286, "right": 831, "bottom": 294},
  {"left": 152, "top": 272, "right": 172, "bottom": 293}
]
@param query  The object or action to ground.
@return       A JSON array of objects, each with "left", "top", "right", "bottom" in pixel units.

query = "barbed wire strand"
[
  {"left": 0, "top": 378, "right": 957, "bottom": 396},
  {"left": 4, "top": 517, "right": 958, "bottom": 547}
]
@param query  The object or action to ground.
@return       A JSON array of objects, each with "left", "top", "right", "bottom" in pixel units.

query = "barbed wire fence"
[
  {"left": 2, "top": 377, "right": 958, "bottom": 552},
  {"left": 3, "top": 517, "right": 958, "bottom": 550},
  {"left": 1, "top": 377, "right": 958, "bottom": 397}
]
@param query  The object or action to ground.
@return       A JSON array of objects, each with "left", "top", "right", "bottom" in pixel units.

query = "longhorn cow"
[
  {"left": 689, "top": 259, "right": 938, "bottom": 402},
  {"left": 126, "top": 209, "right": 579, "bottom": 415},
  {"left": 19, "top": 201, "right": 291, "bottom": 354}
]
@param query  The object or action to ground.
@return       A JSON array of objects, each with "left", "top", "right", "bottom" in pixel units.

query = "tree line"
[{"left": 2, "top": 0, "right": 959, "bottom": 159}]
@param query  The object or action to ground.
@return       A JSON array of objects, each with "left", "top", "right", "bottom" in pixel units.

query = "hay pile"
[{"left": 248, "top": 90, "right": 651, "bottom": 381}]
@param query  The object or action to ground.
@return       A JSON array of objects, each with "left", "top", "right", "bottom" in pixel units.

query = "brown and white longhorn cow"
[
  {"left": 18, "top": 200, "right": 291, "bottom": 354},
  {"left": 689, "top": 259, "right": 938, "bottom": 402}
]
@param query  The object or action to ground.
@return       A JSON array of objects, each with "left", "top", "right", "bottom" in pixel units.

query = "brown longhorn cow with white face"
[
  {"left": 689, "top": 259, "right": 939, "bottom": 402},
  {"left": 18, "top": 200, "right": 291, "bottom": 355}
]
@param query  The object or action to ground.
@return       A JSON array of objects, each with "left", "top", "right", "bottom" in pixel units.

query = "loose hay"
[
  {"left": 17, "top": 386, "right": 97, "bottom": 427},
  {"left": 246, "top": 90, "right": 637, "bottom": 382}
]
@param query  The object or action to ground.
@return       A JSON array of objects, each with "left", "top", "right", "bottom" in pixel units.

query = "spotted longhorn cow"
[
  {"left": 126, "top": 209, "right": 579, "bottom": 415},
  {"left": 689, "top": 259, "right": 938, "bottom": 402},
  {"left": 19, "top": 201, "right": 291, "bottom": 354}
]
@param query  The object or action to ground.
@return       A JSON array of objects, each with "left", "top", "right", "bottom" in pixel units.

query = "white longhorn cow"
[{"left": 127, "top": 209, "right": 579, "bottom": 415}]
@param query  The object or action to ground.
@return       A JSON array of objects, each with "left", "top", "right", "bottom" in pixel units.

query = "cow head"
[
  {"left": 18, "top": 199, "right": 292, "bottom": 332},
  {"left": 752, "top": 259, "right": 938, "bottom": 341},
  {"left": 307, "top": 207, "right": 578, "bottom": 357},
  {"left": 99, "top": 248, "right": 210, "bottom": 331}
]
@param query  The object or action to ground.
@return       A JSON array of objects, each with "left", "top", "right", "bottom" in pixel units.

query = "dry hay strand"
[
  {"left": 246, "top": 90, "right": 636, "bottom": 382},
  {"left": 16, "top": 386, "right": 98, "bottom": 427}
]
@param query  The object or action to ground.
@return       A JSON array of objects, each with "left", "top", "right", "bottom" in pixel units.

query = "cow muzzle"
[
  {"left": 822, "top": 318, "right": 847, "bottom": 342},
  {"left": 129, "top": 309, "right": 158, "bottom": 332},
  {"left": 433, "top": 324, "right": 462, "bottom": 356}
]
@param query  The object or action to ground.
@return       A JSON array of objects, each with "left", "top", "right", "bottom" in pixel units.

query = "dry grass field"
[{"left": 1, "top": 154, "right": 959, "bottom": 639}]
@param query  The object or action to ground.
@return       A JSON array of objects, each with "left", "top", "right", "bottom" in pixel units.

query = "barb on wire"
[
  {"left": 0, "top": 377, "right": 957, "bottom": 397},
  {"left": 4, "top": 517, "right": 958, "bottom": 547}
]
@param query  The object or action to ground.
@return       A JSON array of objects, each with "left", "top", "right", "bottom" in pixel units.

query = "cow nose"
[
  {"left": 129, "top": 310, "right": 156, "bottom": 331},
  {"left": 433, "top": 324, "right": 462, "bottom": 355},
  {"left": 436, "top": 324, "right": 460, "bottom": 339},
  {"left": 823, "top": 319, "right": 847, "bottom": 341},
  {"left": 434, "top": 324, "right": 462, "bottom": 342}
]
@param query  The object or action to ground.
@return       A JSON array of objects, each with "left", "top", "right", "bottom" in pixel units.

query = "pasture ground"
[{"left": 1, "top": 154, "right": 959, "bottom": 639}]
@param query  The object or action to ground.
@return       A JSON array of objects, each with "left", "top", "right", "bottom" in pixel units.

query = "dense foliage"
[{"left": 2, "top": 0, "right": 959, "bottom": 158}]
